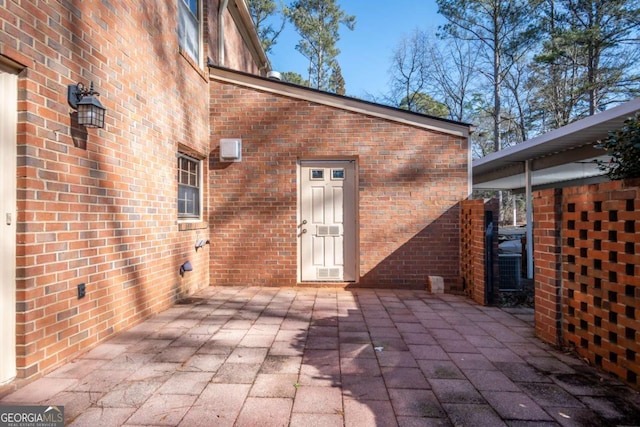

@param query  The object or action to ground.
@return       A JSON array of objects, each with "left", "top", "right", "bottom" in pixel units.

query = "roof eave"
[{"left": 208, "top": 65, "right": 472, "bottom": 138}]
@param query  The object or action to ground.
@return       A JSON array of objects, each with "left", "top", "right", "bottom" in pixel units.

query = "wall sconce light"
[
  {"left": 180, "top": 261, "right": 193, "bottom": 276},
  {"left": 67, "top": 81, "right": 106, "bottom": 128},
  {"left": 195, "top": 239, "right": 210, "bottom": 251}
]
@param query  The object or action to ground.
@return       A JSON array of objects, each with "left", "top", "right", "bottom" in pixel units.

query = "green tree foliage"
[
  {"left": 281, "top": 71, "right": 310, "bottom": 86},
  {"left": 597, "top": 113, "right": 640, "bottom": 180},
  {"left": 247, "top": 0, "right": 286, "bottom": 53},
  {"left": 287, "top": 0, "right": 355, "bottom": 92},
  {"left": 399, "top": 92, "right": 450, "bottom": 118},
  {"left": 328, "top": 62, "right": 346, "bottom": 95},
  {"left": 531, "top": 0, "right": 640, "bottom": 127}
]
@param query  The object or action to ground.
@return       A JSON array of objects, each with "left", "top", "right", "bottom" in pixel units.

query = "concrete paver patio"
[{"left": 2, "top": 286, "right": 640, "bottom": 426}]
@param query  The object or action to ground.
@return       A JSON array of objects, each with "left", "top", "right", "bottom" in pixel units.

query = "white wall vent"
[{"left": 220, "top": 138, "right": 242, "bottom": 162}]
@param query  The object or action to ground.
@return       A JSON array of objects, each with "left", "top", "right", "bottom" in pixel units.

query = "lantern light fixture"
[{"left": 67, "top": 81, "right": 106, "bottom": 128}]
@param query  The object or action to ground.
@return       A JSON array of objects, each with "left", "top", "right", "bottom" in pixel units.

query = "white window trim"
[{"left": 178, "top": 152, "right": 204, "bottom": 222}]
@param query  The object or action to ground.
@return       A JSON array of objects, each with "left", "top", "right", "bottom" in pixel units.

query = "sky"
[{"left": 266, "top": 1, "right": 448, "bottom": 99}]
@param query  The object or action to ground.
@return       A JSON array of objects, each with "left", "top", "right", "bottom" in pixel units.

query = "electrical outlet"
[{"left": 78, "top": 283, "right": 86, "bottom": 299}]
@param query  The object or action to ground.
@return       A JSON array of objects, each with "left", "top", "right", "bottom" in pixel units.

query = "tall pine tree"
[{"left": 287, "top": 0, "right": 355, "bottom": 92}]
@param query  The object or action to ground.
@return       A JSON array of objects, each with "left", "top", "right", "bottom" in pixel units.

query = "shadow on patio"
[{"left": 2, "top": 287, "right": 640, "bottom": 426}]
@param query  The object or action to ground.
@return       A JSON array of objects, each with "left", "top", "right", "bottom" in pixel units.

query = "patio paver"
[{"left": 2, "top": 286, "right": 640, "bottom": 426}]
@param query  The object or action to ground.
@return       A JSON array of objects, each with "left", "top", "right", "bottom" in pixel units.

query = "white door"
[
  {"left": 300, "top": 160, "right": 356, "bottom": 282},
  {"left": 0, "top": 66, "right": 17, "bottom": 385}
]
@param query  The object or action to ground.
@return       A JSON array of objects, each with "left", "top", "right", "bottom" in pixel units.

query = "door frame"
[
  {"left": 297, "top": 158, "right": 359, "bottom": 283},
  {"left": 0, "top": 62, "right": 18, "bottom": 385}
]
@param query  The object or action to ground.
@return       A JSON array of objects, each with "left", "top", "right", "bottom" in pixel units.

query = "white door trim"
[{"left": 0, "top": 65, "right": 17, "bottom": 385}]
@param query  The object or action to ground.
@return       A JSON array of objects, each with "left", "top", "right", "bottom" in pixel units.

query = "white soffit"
[{"left": 473, "top": 98, "right": 640, "bottom": 191}]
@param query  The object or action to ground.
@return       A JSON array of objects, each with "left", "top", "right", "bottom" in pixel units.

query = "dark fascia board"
[{"left": 208, "top": 64, "right": 473, "bottom": 138}]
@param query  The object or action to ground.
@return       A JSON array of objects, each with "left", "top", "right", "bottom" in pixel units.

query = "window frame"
[
  {"left": 177, "top": 152, "right": 203, "bottom": 221},
  {"left": 178, "top": 0, "right": 202, "bottom": 66}
]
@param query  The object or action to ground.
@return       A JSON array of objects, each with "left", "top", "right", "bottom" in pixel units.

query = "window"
[
  {"left": 178, "top": 153, "right": 201, "bottom": 219},
  {"left": 331, "top": 169, "right": 345, "bottom": 180},
  {"left": 178, "top": 0, "right": 200, "bottom": 64}
]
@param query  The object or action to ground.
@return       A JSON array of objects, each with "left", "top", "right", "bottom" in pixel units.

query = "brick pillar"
[
  {"left": 460, "top": 199, "right": 485, "bottom": 304},
  {"left": 534, "top": 188, "right": 563, "bottom": 346}
]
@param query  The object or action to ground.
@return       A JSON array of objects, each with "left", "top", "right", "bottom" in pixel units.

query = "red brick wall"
[
  {"left": 534, "top": 180, "right": 640, "bottom": 387},
  {"left": 533, "top": 188, "right": 563, "bottom": 346},
  {"left": 1, "top": 0, "right": 260, "bottom": 381},
  {"left": 209, "top": 80, "right": 469, "bottom": 289}
]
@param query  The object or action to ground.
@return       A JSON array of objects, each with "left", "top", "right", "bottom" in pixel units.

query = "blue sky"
[{"left": 266, "top": 2, "right": 447, "bottom": 99}]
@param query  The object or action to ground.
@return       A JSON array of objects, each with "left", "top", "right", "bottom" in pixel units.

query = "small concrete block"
[{"left": 428, "top": 276, "right": 445, "bottom": 294}]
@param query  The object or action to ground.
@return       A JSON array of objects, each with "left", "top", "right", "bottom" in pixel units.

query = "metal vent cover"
[
  {"left": 317, "top": 268, "right": 341, "bottom": 279},
  {"left": 316, "top": 225, "right": 341, "bottom": 236}
]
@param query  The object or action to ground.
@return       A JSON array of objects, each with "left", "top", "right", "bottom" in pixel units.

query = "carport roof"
[
  {"left": 473, "top": 98, "right": 640, "bottom": 192},
  {"left": 208, "top": 65, "right": 472, "bottom": 138}
]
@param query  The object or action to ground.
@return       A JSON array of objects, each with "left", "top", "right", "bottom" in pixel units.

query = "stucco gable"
[{"left": 209, "top": 65, "right": 472, "bottom": 138}]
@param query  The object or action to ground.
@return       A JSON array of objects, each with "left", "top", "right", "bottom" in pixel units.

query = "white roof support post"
[{"left": 525, "top": 160, "right": 534, "bottom": 279}]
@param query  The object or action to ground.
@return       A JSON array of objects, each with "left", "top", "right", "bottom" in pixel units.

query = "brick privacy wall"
[
  {"left": 563, "top": 180, "right": 640, "bottom": 386},
  {"left": 460, "top": 199, "right": 486, "bottom": 304},
  {"left": 535, "top": 180, "right": 640, "bottom": 387},
  {"left": 533, "top": 188, "right": 563, "bottom": 346},
  {"left": 209, "top": 80, "right": 469, "bottom": 289},
  {"left": 0, "top": 0, "right": 258, "bottom": 380}
]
